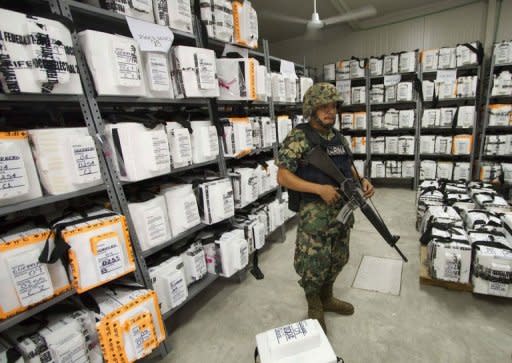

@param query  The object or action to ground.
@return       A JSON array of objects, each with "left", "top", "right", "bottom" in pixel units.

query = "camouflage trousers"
[{"left": 294, "top": 201, "right": 352, "bottom": 295}]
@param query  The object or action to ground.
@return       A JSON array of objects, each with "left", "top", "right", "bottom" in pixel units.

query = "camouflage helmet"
[{"left": 303, "top": 82, "right": 343, "bottom": 119}]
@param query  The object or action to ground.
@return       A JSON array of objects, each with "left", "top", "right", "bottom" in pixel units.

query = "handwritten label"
[
  {"left": 126, "top": 16, "right": 174, "bottom": 52},
  {"left": 128, "top": 323, "right": 153, "bottom": 359},
  {"left": 148, "top": 131, "right": 170, "bottom": 172},
  {"left": 195, "top": 53, "right": 216, "bottom": 90},
  {"left": 69, "top": 137, "right": 101, "bottom": 185},
  {"left": 436, "top": 69, "right": 457, "bottom": 82},
  {"left": 113, "top": 38, "right": 142, "bottom": 87},
  {"left": 93, "top": 234, "right": 125, "bottom": 282},
  {"left": 384, "top": 74, "right": 401, "bottom": 87},
  {"left": 7, "top": 249, "right": 53, "bottom": 307},
  {"left": 0, "top": 143, "right": 28, "bottom": 199},
  {"left": 147, "top": 53, "right": 170, "bottom": 91},
  {"left": 274, "top": 321, "right": 310, "bottom": 345},
  {"left": 168, "top": 272, "right": 187, "bottom": 307}
]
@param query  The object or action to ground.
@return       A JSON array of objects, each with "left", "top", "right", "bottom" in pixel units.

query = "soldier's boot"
[
  {"left": 306, "top": 293, "right": 327, "bottom": 333},
  {"left": 320, "top": 283, "right": 354, "bottom": 315}
]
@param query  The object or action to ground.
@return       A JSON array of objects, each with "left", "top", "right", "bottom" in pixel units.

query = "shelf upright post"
[
  {"left": 477, "top": 53, "right": 496, "bottom": 179},
  {"left": 263, "top": 38, "right": 286, "bottom": 243},
  {"left": 365, "top": 59, "right": 372, "bottom": 179},
  {"left": 414, "top": 52, "right": 423, "bottom": 189}
]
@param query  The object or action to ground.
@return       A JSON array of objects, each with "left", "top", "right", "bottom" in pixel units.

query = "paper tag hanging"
[
  {"left": 91, "top": 232, "right": 125, "bottom": 282},
  {"left": 69, "top": 137, "right": 101, "bottom": 185},
  {"left": 7, "top": 249, "right": 54, "bottom": 307},
  {"left": 126, "top": 16, "right": 174, "bottom": 52},
  {"left": 0, "top": 143, "right": 29, "bottom": 199}
]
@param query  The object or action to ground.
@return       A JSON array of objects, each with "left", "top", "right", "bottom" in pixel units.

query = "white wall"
[
  {"left": 497, "top": 0, "right": 512, "bottom": 41},
  {"left": 270, "top": 1, "right": 488, "bottom": 69}
]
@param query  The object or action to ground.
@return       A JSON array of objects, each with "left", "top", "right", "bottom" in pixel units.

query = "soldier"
[{"left": 277, "top": 82, "right": 374, "bottom": 333}]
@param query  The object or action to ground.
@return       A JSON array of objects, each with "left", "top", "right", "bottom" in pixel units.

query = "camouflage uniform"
[{"left": 278, "top": 127, "right": 354, "bottom": 295}]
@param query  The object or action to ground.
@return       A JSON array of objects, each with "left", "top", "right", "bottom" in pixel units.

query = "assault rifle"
[{"left": 305, "top": 146, "right": 408, "bottom": 262}]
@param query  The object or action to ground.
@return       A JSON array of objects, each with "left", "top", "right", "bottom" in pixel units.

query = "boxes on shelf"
[
  {"left": 105, "top": 122, "right": 171, "bottom": 182},
  {"left": 190, "top": 120, "right": 220, "bottom": 163},
  {"left": 457, "top": 106, "right": 476, "bottom": 128},
  {"left": 369, "top": 57, "right": 383, "bottom": 77},
  {"left": 271, "top": 73, "right": 286, "bottom": 103},
  {"left": 396, "top": 82, "right": 414, "bottom": 101},
  {"left": 0, "top": 131, "right": 43, "bottom": 207},
  {"left": 436, "top": 80, "right": 457, "bottom": 100},
  {"left": 398, "top": 136, "right": 415, "bottom": 155},
  {"left": 402, "top": 161, "right": 415, "bottom": 178},
  {"left": 399, "top": 51, "right": 417, "bottom": 73},
  {"left": 452, "top": 135, "right": 473, "bottom": 155},
  {"left": 84, "top": 0, "right": 154, "bottom": 22},
  {"left": 222, "top": 117, "right": 254, "bottom": 157},
  {"left": 335, "top": 60, "right": 350, "bottom": 80},
  {"left": 370, "top": 84, "right": 384, "bottom": 104},
  {"left": 0, "top": 9, "right": 83, "bottom": 95},
  {"left": 354, "top": 112, "right": 367, "bottom": 130},
  {"left": 257, "top": 65, "right": 270, "bottom": 101},
  {"left": 421, "top": 109, "right": 439, "bottom": 128},
  {"left": 6, "top": 309, "right": 101, "bottom": 362},
  {"left": 383, "top": 54, "right": 399, "bottom": 75},
  {"left": 384, "top": 109, "right": 399, "bottom": 129},
  {"left": 230, "top": 167, "right": 259, "bottom": 209},
  {"left": 457, "top": 76, "right": 478, "bottom": 98},
  {"left": 491, "top": 71, "right": 512, "bottom": 96},
  {"left": 199, "top": 0, "right": 233, "bottom": 42},
  {"left": 166, "top": 122, "right": 193, "bottom": 169},
  {"left": 29, "top": 128, "right": 103, "bottom": 196},
  {"left": 371, "top": 111, "right": 383, "bottom": 128},
  {"left": 91, "top": 287, "right": 165, "bottom": 362},
  {"left": 420, "top": 135, "right": 436, "bottom": 154},
  {"left": 233, "top": 215, "right": 266, "bottom": 254},
  {"left": 385, "top": 136, "right": 399, "bottom": 154},
  {"left": 232, "top": 0, "right": 258, "bottom": 49},
  {"left": 439, "top": 107, "right": 457, "bottom": 127},
  {"left": 488, "top": 104, "right": 512, "bottom": 126},
  {"left": 204, "top": 229, "right": 249, "bottom": 278},
  {"left": 351, "top": 86, "right": 366, "bottom": 104},
  {"left": 160, "top": 183, "right": 201, "bottom": 236},
  {"left": 399, "top": 109, "right": 415, "bottom": 128},
  {"left": 277, "top": 116, "right": 293, "bottom": 144},
  {"left": 79, "top": 30, "right": 146, "bottom": 97},
  {"left": 370, "top": 136, "right": 385, "bottom": 154},
  {"left": 371, "top": 161, "right": 385, "bottom": 178},
  {"left": 484, "top": 135, "right": 511, "bottom": 155},
  {"left": 453, "top": 162, "right": 471, "bottom": 181},
  {"left": 434, "top": 135, "right": 453, "bottom": 154},
  {"left": 0, "top": 227, "right": 70, "bottom": 319},
  {"left": 421, "top": 49, "right": 439, "bottom": 72},
  {"left": 422, "top": 80, "right": 435, "bottom": 102},
  {"left": 385, "top": 84, "right": 397, "bottom": 103},
  {"left": 149, "top": 256, "right": 189, "bottom": 314},
  {"left": 456, "top": 42, "right": 480, "bottom": 67},
  {"left": 352, "top": 137, "right": 366, "bottom": 154},
  {"left": 128, "top": 194, "right": 172, "bottom": 252},
  {"left": 170, "top": 46, "right": 219, "bottom": 98},
  {"left": 259, "top": 117, "right": 277, "bottom": 147},
  {"left": 349, "top": 59, "right": 365, "bottom": 79},
  {"left": 437, "top": 47, "right": 457, "bottom": 69},
  {"left": 340, "top": 113, "right": 354, "bottom": 129},
  {"left": 50, "top": 209, "right": 136, "bottom": 293},
  {"left": 142, "top": 52, "right": 174, "bottom": 99},
  {"left": 420, "top": 160, "right": 437, "bottom": 180},
  {"left": 255, "top": 319, "right": 338, "bottom": 363},
  {"left": 180, "top": 242, "right": 208, "bottom": 285},
  {"left": 284, "top": 73, "right": 298, "bottom": 103},
  {"left": 385, "top": 160, "right": 402, "bottom": 178},
  {"left": 298, "top": 77, "right": 314, "bottom": 102},
  {"left": 437, "top": 162, "right": 454, "bottom": 180},
  {"left": 323, "top": 64, "right": 335, "bottom": 82},
  {"left": 216, "top": 58, "right": 259, "bottom": 101},
  {"left": 198, "top": 178, "right": 235, "bottom": 224}
]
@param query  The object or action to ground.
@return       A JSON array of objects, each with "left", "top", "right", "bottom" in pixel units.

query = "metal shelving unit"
[
  {"left": 417, "top": 48, "right": 483, "bottom": 187},
  {"left": 478, "top": 47, "right": 512, "bottom": 178}
]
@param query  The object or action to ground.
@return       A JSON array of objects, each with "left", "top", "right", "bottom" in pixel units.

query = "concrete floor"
[{"left": 161, "top": 188, "right": 512, "bottom": 363}]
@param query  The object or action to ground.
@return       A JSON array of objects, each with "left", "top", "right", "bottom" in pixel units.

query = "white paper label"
[
  {"left": 384, "top": 74, "right": 401, "bottom": 86},
  {"left": 0, "top": 143, "right": 28, "bottom": 199},
  {"left": 148, "top": 131, "right": 171, "bottom": 171},
  {"left": 126, "top": 16, "right": 174, "bottom": 52},
  {"left": 69, "top": 137, "right": 101, "bottom": 185},
  {"left": 169, "top": 273, "right": 187, "bottom": 306},
  {"left": 147, "top": 53, "right": 170, "bottom": 91},
  {"left": 94, "top": 234, "right": 125, "bottom": 282},
  {"left": 128, "top": 323, "right": 152, "bottom": 359},
  {"left": 437, "top": 70, "right": 457, "bottom": 82},
  {"left": 196, "top": 53, "right": 216, "bottom": 90},
  {"left": 7, "top": 249, "right": 53, "bottom": 307},
  {"left": 170, "top": 128, "right": 192, "bottom": 164},
  {"left": 489, "top": 280, "right": 508, "bottom": 296},
  {"left": 113, "top": 39, "right": 142, "bottom": 87},
  {"left": 192, "top": 250, "right": 207, "bottom": 278},
  {"left": 143, "top": 206, "right": 167, "bottom": 243},
  {"left": 183, "top": 197, "right": 199, "bottom": 226},
  {"left": 208, "top": 126, "right": 219, "bottom": 157}
]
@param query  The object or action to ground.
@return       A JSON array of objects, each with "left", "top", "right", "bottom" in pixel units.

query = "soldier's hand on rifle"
[
  {"left": 361, "top": 178, "right": 375, "bottom": 199},
  {"left": 318, "top": 185, "right": 341, "bottom": 205}
]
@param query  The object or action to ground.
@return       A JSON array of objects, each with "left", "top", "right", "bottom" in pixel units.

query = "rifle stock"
[{"left": 305, "top": 146, "right": 407, "bottom": 262}]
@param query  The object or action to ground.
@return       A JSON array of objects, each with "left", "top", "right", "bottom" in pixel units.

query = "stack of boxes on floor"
[
  {"left": 368, "top": 51, "right": 417, "bottom": 179},
  {"left": 0, "top": 2, "right": 303, "bottom": 361},
  {"left": 480, "top": 40, "right": 512, "bottom": 180},
  {"left": 420, "top": 43, "right": 480, "bottom": 181},
  {"left": 417, "top": 180, "right": 512, "bottom": 297}
]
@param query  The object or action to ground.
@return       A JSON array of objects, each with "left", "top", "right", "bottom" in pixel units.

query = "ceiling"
[{"left": 254, "top": 0, "right": 475, "bottom": 43}]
